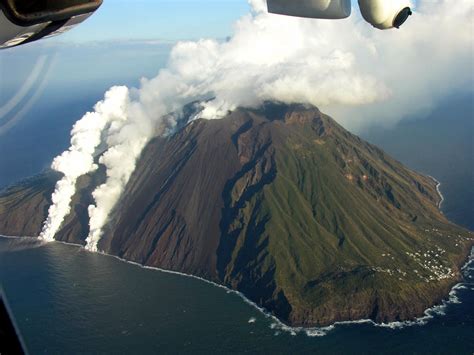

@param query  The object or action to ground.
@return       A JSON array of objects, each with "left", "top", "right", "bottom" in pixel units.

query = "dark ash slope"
[{"left": 1, "top": 103, "right": 472, "bottom": 327}]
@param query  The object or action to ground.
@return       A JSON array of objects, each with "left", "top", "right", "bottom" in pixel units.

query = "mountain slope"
[{"left": 1, "top": 103, "right": 472, "bottom": 327}]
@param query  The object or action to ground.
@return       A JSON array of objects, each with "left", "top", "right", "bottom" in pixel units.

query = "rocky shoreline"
[
  {"left": 1, "top": 234, "right": 473, "bottom": 335},
  {"left": 428, "top": 175, "right": 445, "bottom": 209},
  {"left": 1, "top": 104, "right": 473, "bottom": 328}
]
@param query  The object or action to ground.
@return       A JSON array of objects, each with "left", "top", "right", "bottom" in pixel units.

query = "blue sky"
[
  {"left": 59, "top": 0, "right": 251, "bottom": 42},
  {"left": 52, "top": 0, "right": 421, "bottom": 43}
]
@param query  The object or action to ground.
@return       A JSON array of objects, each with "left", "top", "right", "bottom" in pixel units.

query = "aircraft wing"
[
  {"left": 0, "top": 0, "right": 102, "bottom": 48},
  {"left": 266, "top": 0, "right": 351, "bottom": 19},
  {"left": 0, "top": 0, "right": 413, "bottom": 50},
  {"left": 266, "top": 0, "right": 412, "bottom": 30}
]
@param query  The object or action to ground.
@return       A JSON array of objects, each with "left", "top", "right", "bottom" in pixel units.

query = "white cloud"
[
  {"left": 39, "top": 86, "right": 129, "bottom": 241},
  {"left": 41, "top": 0, "right": 473, "bottom": 248}
]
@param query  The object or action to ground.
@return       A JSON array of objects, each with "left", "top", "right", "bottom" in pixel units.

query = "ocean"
[
  {"left": 0, "top": 47, "right": 473, "bottom": 354},
  {"left": 0, "top": 237, "right": 472, "bottom": 354}
]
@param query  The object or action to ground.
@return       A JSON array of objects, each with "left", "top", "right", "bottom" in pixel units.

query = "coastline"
[
  {"left": 1, "top": 234, "right": 473, "bottom": 337},
  {"left": 428, "top": 175, "right": 445, "bottom": 210}
]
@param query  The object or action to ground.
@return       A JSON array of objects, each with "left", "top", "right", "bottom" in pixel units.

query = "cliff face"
[
  {"left": 1, "top": 103, "right": 473, "bottom": 327},
  {"left": 0, "top": 174, "right": 56, "bottom": 237}
]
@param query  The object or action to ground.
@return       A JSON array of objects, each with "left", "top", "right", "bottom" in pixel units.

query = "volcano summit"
[{"left": 1, "top": 103, "right": 472, "bottom": 327}]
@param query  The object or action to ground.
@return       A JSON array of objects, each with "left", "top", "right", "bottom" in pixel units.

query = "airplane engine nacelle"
[
  {"left": 267, "top": 0, "right": 351, "bottom": 20},
  {"left": 358, "top": 0, "right": 412, "bottom": 30}
]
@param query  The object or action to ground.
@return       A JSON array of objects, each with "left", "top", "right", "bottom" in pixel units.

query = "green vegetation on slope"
[
  {"left": 218, "top": 104, "right": 473, "bottom": 326},
  {"left": 0, "top": 102, "right": 472, "bottom": 327}
]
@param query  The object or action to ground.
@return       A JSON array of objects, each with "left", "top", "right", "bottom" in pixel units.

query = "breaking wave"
[{"left": 2, "top": 235, "right": 471, "bottom": 338}]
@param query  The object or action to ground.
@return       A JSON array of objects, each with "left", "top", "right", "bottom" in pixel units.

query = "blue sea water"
[
  {"left": 0, "top": 238, "right": 473, "bottom": 354},
  {"left": 362, "top": 93, "right": 474, "bottom": 232},
  {"left": 1, "top": 100, "right": 473, "bottom": 352},
  {"left": 0, "top": 46, "right": 473, "bottom": 354}
]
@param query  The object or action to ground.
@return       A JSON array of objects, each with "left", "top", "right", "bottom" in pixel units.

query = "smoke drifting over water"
[
  {"left": 40, "top": 0, "right": 473, "bottom": 248},
  {"left": 39, "top": 87, "right": 130, "bottom": 241},
  {"left": 85, "top": 99, "right": 151, "bottom": 251}
]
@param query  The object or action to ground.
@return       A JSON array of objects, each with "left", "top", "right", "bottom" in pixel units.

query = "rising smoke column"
[
  {"left": 39, "top": 86, "right": 129, "bottom": 241},
  {"left": 84, "top": 90, "right": 189, "bottom": 251},
  {"left": 49, "top": 0, "right": 471, "bottom": 250},
  {"left": 85, "top": 101, "right": 152, "bottom": 251}
]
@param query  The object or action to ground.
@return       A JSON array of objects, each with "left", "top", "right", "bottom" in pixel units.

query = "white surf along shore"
[
  {"left": 428, "top": 175, "right": 445, "bottom": 210},
  {"left": 1, "top": 233, "right": 473, "bottom": 338}
]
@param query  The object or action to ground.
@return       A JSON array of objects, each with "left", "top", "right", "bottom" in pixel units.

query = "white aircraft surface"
[
  {"left": 0, "top": 0, "right": 103, "bottom": 48},
  {"left": 267, "top": 0, "right": 412, "bottom": 29},
  {"left": 0, "top": 0, "right": 412, "bottom": 49}
]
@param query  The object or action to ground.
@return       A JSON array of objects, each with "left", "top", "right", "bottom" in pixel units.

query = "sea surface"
[
  {"left": 1, "top": 47, "right": 473, "bottom": 354},
  {"left": 0, "top": 237, "right": 473, "bottom": 354},
  {"left": 1, "top": 103, "right": 473, "bottom": 353},
  {"left": 362, "top": 93, "right": 474, "bottom": 232}
]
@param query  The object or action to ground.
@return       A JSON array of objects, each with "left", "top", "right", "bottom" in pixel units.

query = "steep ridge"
[{"left": 1, "top": 102, "right": 472, "bottom": 327}]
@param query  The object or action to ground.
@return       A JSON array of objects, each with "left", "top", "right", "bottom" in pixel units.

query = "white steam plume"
[
  {"left": 39, "top": 86, "right": 129, "bottom": 241},
  {"left": 85, "top": 101, "right": 152, "bottom": 251},
  {"left": 42, "top": 0, "right": 472, "bottom": 249}
]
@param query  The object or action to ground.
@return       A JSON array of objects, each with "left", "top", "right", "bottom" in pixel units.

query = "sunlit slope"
[
  {"left": 0, "top": 103, "right": 472, "bottom": 327},
  {"left": 102, "top": 103, "right": 473, "bottom": 326},
  {"left": 214, "top": 104, "right": 473, "bottom": 325},
  {"left": 0, "top": 171, "right": 104, "bottom": 245},
  {"left": 0, "top": 174, "right": 56, "bottom": 237}
]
